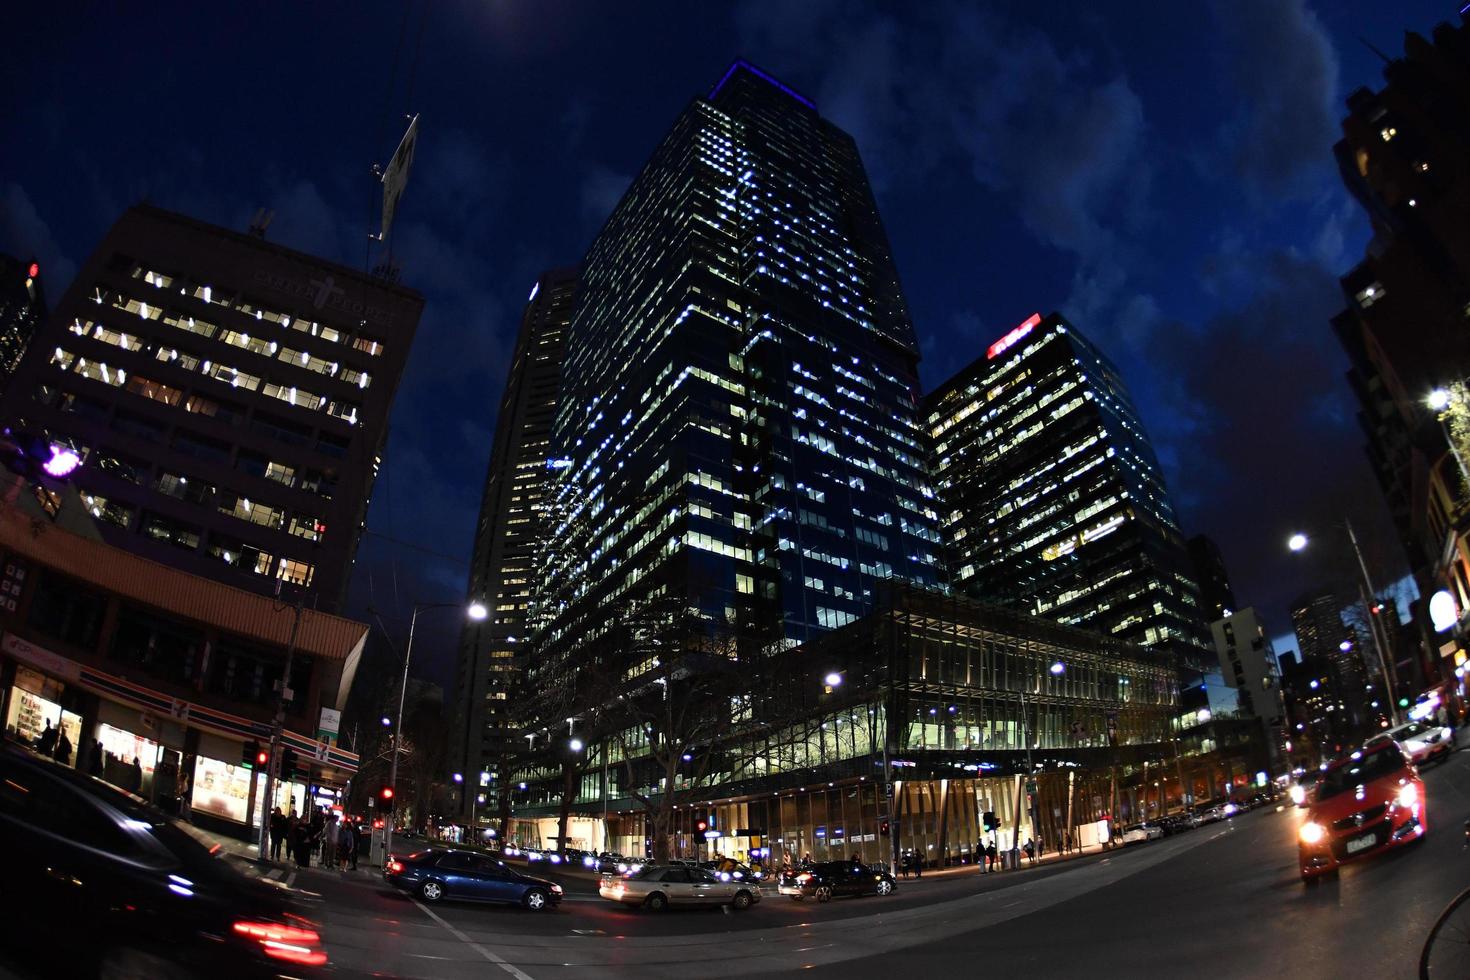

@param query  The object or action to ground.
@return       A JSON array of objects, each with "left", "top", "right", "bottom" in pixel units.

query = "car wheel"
[
  {"left": 99, "top": 947, "right": 191, "bottom": 980},
  {"left": 645, "top": 891, "right": 669, "bottom": 912},
  {"left": 731, "top": 890, "right": 753, "bottom": 911},
  {"left": 420, "top": 880, "right": 445, "bottom": 903},
  {"left": 815, "top": 885, "right": 834, "bottom": 903},
  {"left": 522, "top": 888, "right": 551, "bottom": 912},
  {"left": 875, "top": 879, "right": 894, "bottom": 896}
]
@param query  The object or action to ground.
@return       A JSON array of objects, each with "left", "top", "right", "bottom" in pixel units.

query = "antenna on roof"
[{"left": 1358, "top": 35, "right": 1393, "bottom": 66}]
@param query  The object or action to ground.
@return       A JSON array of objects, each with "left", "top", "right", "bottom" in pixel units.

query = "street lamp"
[
  {"left": 384, "top": 600, "right": 489, "bottom": 863},
  {"left": 1286, "top": 524, "right": 1402, "bottom": 726},
  {"left": 824, "top": 671, "right": 844, "bottom": 688},
  {"left": 569, "top": 738, "right": 584, "bottom": 753},
  {"left": 1426, "top": 388, "right": 1470, "bottom": 490}
]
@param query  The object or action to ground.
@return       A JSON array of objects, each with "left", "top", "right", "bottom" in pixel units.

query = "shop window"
[
  {"left": 26, "top": 569, "right": 107, "bottom": 651},
  {"left": 109, "top": 605, "right": 203, "bottom": 686}
]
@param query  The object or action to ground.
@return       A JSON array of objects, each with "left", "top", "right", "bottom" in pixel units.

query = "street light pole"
[
  {"left": 1342, "top": 519, "right": 1403, "bottom": 726},
  {"left": 257, "top": 592, "right": 305, "bottom": 864}
]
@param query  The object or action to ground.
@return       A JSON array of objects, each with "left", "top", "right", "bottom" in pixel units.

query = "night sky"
[{"left": 1, "top": 1, "right": 1450, "bottom": 687}]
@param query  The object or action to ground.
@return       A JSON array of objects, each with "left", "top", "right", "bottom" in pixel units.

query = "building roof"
[{"left": 0, "top": 494, "right": 368, "bottom": 662}]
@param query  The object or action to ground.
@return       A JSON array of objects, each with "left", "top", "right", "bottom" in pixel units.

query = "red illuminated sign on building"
[{"left": 986, "top": 313, "right": 1043, "bottom": 359}]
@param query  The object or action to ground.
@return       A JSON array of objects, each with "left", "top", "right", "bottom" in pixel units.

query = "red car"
[{"left": 1298, "top": 741, "right": 1425, "bottom": 882}]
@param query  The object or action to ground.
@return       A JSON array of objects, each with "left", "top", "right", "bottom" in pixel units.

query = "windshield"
[
  {"left": 1317, "top": 748, "right": 1406, "bottom": 801},
  {"left": 1390, "top": 722, "right": 1433, "bottom": 740}
]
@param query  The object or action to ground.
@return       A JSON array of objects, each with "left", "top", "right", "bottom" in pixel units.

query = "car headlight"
[
  {"left": 1223, "top": 803, "right": 1237, "bottom": 816},
  {"left": 1397, "top": 783, "right": 1419, "bottom": 808},
  {"left": 1288, "top": 785, "right": 1305, "bottom": 805},
  {"left": 1299, "top": 821, "right": 1325, "bottom": 845},
  {"left": 583, "top": 856, "right": 596, "bottom": 867},
  {"left": 551, "top": 884, "right": 563, "bottom": 893}
]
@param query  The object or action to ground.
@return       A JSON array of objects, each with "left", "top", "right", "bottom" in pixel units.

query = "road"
[{"left": 293, "top": 746, "right": 1470, "bottom": 980}]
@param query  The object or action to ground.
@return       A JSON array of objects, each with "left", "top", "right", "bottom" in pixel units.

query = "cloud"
[
  {"left": 1210, "top": 0, "right": 1341, "bottom": 198},
  {"left": 0, "top": 182, "right": 77, "bottom": 292}
]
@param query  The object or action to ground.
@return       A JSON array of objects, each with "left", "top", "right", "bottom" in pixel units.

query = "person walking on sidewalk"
[
  {"left": 269, "top": 807, "right": 286, "bottom": 861},
  {"left": 338, "top": 821, "right": 356, "bottom": 871},
  {"left": 986, "top": 841, "right": 997, "bottom": 872},
  {"left": 1023, "top": 837, "right": 1035, "bottom": 866},
  {"left": 321, "top": 813, "right": 338, "bottom": 869}
]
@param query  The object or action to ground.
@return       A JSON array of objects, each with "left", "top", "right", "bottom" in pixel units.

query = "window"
[
  {"left": 217, "top": 492, "right": 284, "bottom": 530},
  {"left": 315, "top": 433, "right": 349, "bottom": 458},
  {"left": 81, "top": 492, "right": 134, "bottom": 529},
  {"left": 112, "top": 412, "right": 167, "bottom": 443},
  {"left": 171, "top": 430, "right": 231, "bottom": 465},
  {"left": 352, "top": 336, "right": 384, "bottom": 357},
  {"left": 125, "top": 375, "right": 184, "bottom": 407},
  {"left": 109, "top": 605, "right": 203, "bottom": 687},
  {"left": 298, "top": 468, "right": 336, "bottom": 499},
  {"left": 27, "top": 569, "right": 107, "bottom": 651},
  {"left": 184, "top": 393, "right": 244, "bottom": 426},
  {"left": 250, "top": 412, "right": 311, "bottom": 447},
  {"left": 276, "top": 558, "right": 314, "bottom": 587},
  {"left": 141, "top": 512, "right": 201, "bottom": 551},
  {"left": 205, "top": 533, "right": 273, "bottom": 576},
  {"left": 93, "top": 451, "right": 146, "bottom": 484}
]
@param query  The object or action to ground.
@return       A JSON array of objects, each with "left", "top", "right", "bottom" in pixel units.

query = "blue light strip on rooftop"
[{"left": 708, "top": 59, "right": 816, "bottom": 110}]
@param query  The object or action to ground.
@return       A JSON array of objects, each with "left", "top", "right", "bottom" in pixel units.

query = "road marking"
[
  {"left": 285, "top": 872, "right": 297, "bottom": 889},
  {"left": 412, "top": 898, "right": 537, "bottom": 980}
]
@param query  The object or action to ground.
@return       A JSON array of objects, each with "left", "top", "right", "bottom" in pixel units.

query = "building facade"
[
  {"left": 1188, "top": 533, "right": 1237, "bottom": 622},
  {"left": 1330, "top": 15, "right": 1470, "bottom": 679},
  {"left": 1210, "top": 608, "right": 1287, "bottom": 771},
  {"left": 0, "top": 480, "right": 365, "bottom": 839},
  {"left": 1292, "top": 590, "right": 1370, "bottom": 729},
  {"left": 0, "top": 204, "right": 423, "bottom": 612},
  {"left": 450, "top": 268, "right": 575, "bottom": 817},
  {"left": 0, "top": 255, "right": 47, "bottom": 392},
  {"left": 531, "top": 60, "right": 943, "bottom": 688}
]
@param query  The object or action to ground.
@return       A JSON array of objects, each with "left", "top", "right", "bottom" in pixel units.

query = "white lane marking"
[
  {"left": 412, "top": 898, "right": 538, "bottom": 980},
  {"left": 285, "top": 872, "right": 297, "bottom": 889}
]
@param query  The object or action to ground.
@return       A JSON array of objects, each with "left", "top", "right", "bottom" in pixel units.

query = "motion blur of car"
[
  {"left": 599, "top": 864, "right": 761, "bottom": 911},
  {"left": 385, "top": 848, "right": 563, "bottom": 910},
  {"left": 0, "top": 745, "right": 328, "bottom": 977},
  {"left": 1298, "top": 741, "right": 1425, "bottom": 883},
  {"left": 1385, "top": 719, "right": 1454, "bottom": 766},
  {"left": 779, "top": 860, "right": 897, "bottom": 902}
]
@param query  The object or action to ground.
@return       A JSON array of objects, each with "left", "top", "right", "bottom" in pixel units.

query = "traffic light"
[
  {"left": 242, "top": 740, "right": 261, "bottom": 768},
  {"left": 1398, "top": 697, "right": 1411, "bottom": 708},
  {"left": 696, "top": 819, "right": 708, "bottom": 833},
  {"left": 879, "top": 819, "right": 890, "bottom": 836},
  {"left": 982, "top": 811, "right": 1000, "bottom": 832},
  {"left": 379, "top": 786, "right": 396, "bottom": 812},
  {"left": 279, "top": 747, "right": 298, "bottom": 779}
]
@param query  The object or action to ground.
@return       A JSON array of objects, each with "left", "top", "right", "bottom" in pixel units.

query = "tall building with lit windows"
[
  {"left": 0, "top": 204, "right": 422, "bottom": 612},
  {"left": 450, "top": 267, "right": 575, "bottom": 812},
  {"left": 925, "top": 313, "right": 1209, "bottom": 656},
  {"left": 0, "top": 254, "right": 48, "bottom": 391},
  {"left": 531, "top": 60, "right": 943, "bottom": 682}
]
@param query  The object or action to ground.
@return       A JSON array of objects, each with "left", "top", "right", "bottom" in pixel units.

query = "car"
[
  {"left": 0, "top": 744, "right": 328, "bottom": 978},
  {"left": 599, "top": 864, "right": 761, "bottom": 911},
  {"left": 700, "top": 858, "right": 764, "bottom": 882},
  {"left": 1385, "top": 720, "right": 1455, "bottom": 767},
  {"left": 1119, "top": 825, "right": 1150, "bottom": 845},
  {"left": 385, "top": 847, "right": 564, "bottom": 910},
  {"left": 1298, "top": 740, "right": 1426, "bottom": 883},
  {"left": 778, "top": 860, "right": 897, "bottom": 902}
]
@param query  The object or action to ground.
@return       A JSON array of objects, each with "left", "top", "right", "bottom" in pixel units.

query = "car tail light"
[
  {"left": 796, "top": 873, "right": 812, "bottom": 883},
  {"left": 386, "top": 859, "right": 405, "bottom": 874},
  {"left": 232, "top": 920, "right": 328, "bottom": 967}
]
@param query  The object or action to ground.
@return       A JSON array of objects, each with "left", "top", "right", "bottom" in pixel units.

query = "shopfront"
[{"left": 4, "top": 665, "right": 83, "bottom": 766}]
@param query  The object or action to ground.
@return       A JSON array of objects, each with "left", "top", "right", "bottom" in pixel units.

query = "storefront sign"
[
  {"left": 2, "top": 633, "right": 81, "bottom": 682},
  {"left": 318, "top": 706, "right": 341, "bottom": 742}
]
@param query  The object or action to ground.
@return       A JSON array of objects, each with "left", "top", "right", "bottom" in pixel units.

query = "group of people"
[
  {"left": 268, "top": 806, "right": 357, "bottom": 870},
  {"left": 33, "top": 721, "right": 143, "bottom": 791}
]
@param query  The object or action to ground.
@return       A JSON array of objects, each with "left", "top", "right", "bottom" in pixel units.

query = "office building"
[
  {"left": 0, "top": 255, "right": 47, "bottom": 391},
  {"left": 532, "top": 60, "right": 943, "bottom": 685},
  {"left": 1210, "top": 608, "right": 1287, "bottom": 771},
  {"left": 1188, "top": 534, "right": 1237, "bottom": 621},
  {"left": 1292, "top": 590, "right": 1369, "bottom": 727},
  {"left": 0, "top": 204, "right": 422, "bottom": 612},
  {"left": 1331, "top": 15, "right": 1470, "bottom": 662},
  {"left": 450, "top": 267, "right": 575, "bottom": 820},
  {"left": 925, "top": 313, "right": 1208, "bottom": 656}
]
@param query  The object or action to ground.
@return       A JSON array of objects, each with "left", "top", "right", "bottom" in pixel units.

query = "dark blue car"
[{"left": 385, "top": 848, "right": 563, "bottom": 910}]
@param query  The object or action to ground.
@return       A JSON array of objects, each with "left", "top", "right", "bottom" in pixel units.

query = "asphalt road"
[{"left": 292, "top": 746, "right": 1470, "bottom": 980}]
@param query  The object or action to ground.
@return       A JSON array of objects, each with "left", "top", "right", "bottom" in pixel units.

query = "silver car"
[{"left": 599, "top": 864, "right": 761, "bottom": 911}]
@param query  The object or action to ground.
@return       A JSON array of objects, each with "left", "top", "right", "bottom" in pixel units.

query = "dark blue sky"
[{"left": 0, "top": 1, "right": 1451, "bottom": 683}]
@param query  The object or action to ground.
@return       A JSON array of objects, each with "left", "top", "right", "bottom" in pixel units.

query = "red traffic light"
[
  {"left": 696, "top": 820, "right": 707, "bottom": 832},
  {"left": 255, "top": 749, "right": 269, "bottom": 766},
  {"left": 27, "top": 262, "right": 39, "bottom": 279},
  {"left": 380, "top": 787, "right": 395, "bottom": 800}
]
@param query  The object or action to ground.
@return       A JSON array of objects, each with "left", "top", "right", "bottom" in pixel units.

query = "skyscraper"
[
  {"left": 532, "top": 61, "right": 942, "bottom": 676},
  {"left": 0, "top": 254, "right": 47, "bottom": 392},
  {"left": 925, "top": 313, "right": 1208, "bottom": 655},
  {"left": 450, "top": 267, "right": 575, "bottom": 813},
  {"left": 1187, "top": 533, "right": 1237, "bottom": 621},
  {"left": 1292, "top": 590, "right": 1368, "bottom": 726},
  {"left": 0, "top": 204, "right": 422, "bottom": 611}
]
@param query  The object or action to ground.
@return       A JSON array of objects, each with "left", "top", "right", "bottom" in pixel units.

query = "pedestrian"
[
  {"left": 914, "top": 850, "right": 923, "bottom": 878},
  {"left": 986, "top": 841, "right": 997, "bottom": 872},
  {"left": 54, "top": 731, "right": 72, "bottom": 767},
  {"left": 338, "top": 820, "right": 356, "bottom": 871},
  {"left": 292, "top": 818, "right": 311, "bottom": 869},
  {"left": 88, "top": 740, "right": 104, "bottom": 777},
  {"left": 127, "top": 756, "right": 143, "bottom": 794},
  {"left": 1064, "top": 830, "right": 1073, "bottom": 854},
  {"left": 270, "top": 807, "right": 287, "bottom": 861},
  {"left": 801, "top": 852, "right": 813, "bottom": 868},
  {"left": 899, "top": 851, "right": 911, "bottom": 879},
  {"left": 322, "top": 813, "right": 338, "bottom": 869},
  {"left": 1023, "top": 837, "right": 1035, "bottom": 866},
  {"left": 34, "top": 720, "right": 57, "bottom": 756}
]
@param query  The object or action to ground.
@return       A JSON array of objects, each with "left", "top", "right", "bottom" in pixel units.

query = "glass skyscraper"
[
  {"left": 925, "top": 313, "right": 1208, "bottom": 656},
  {"left": 450, "top": 268, "right": 575, "bottom": 810},
  {"left": 533, "top": 61, "right": 942, "bottom": 675}
]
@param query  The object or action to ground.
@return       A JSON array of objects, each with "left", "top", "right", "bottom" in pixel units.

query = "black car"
[
  {"left": 778, "top": 860, "right": 897, "bottom": 902},
  {"left": 385, "top": 847, "right": 564, "bottom": 910},
  {"left": 0, "top": 744, "right": 326, "bottom": 979}
]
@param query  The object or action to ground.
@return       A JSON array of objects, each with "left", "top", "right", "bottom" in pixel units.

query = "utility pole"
[{"left": 257, "top": 592, "right": 306, "bottom": 863}]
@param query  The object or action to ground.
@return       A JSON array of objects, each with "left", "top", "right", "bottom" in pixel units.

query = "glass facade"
[
  {"left": 451, "top": 268, "right": 576, "bottom": 809},
  {"left": 531, "top": 61, "right": 941, "bottom": 694}
]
